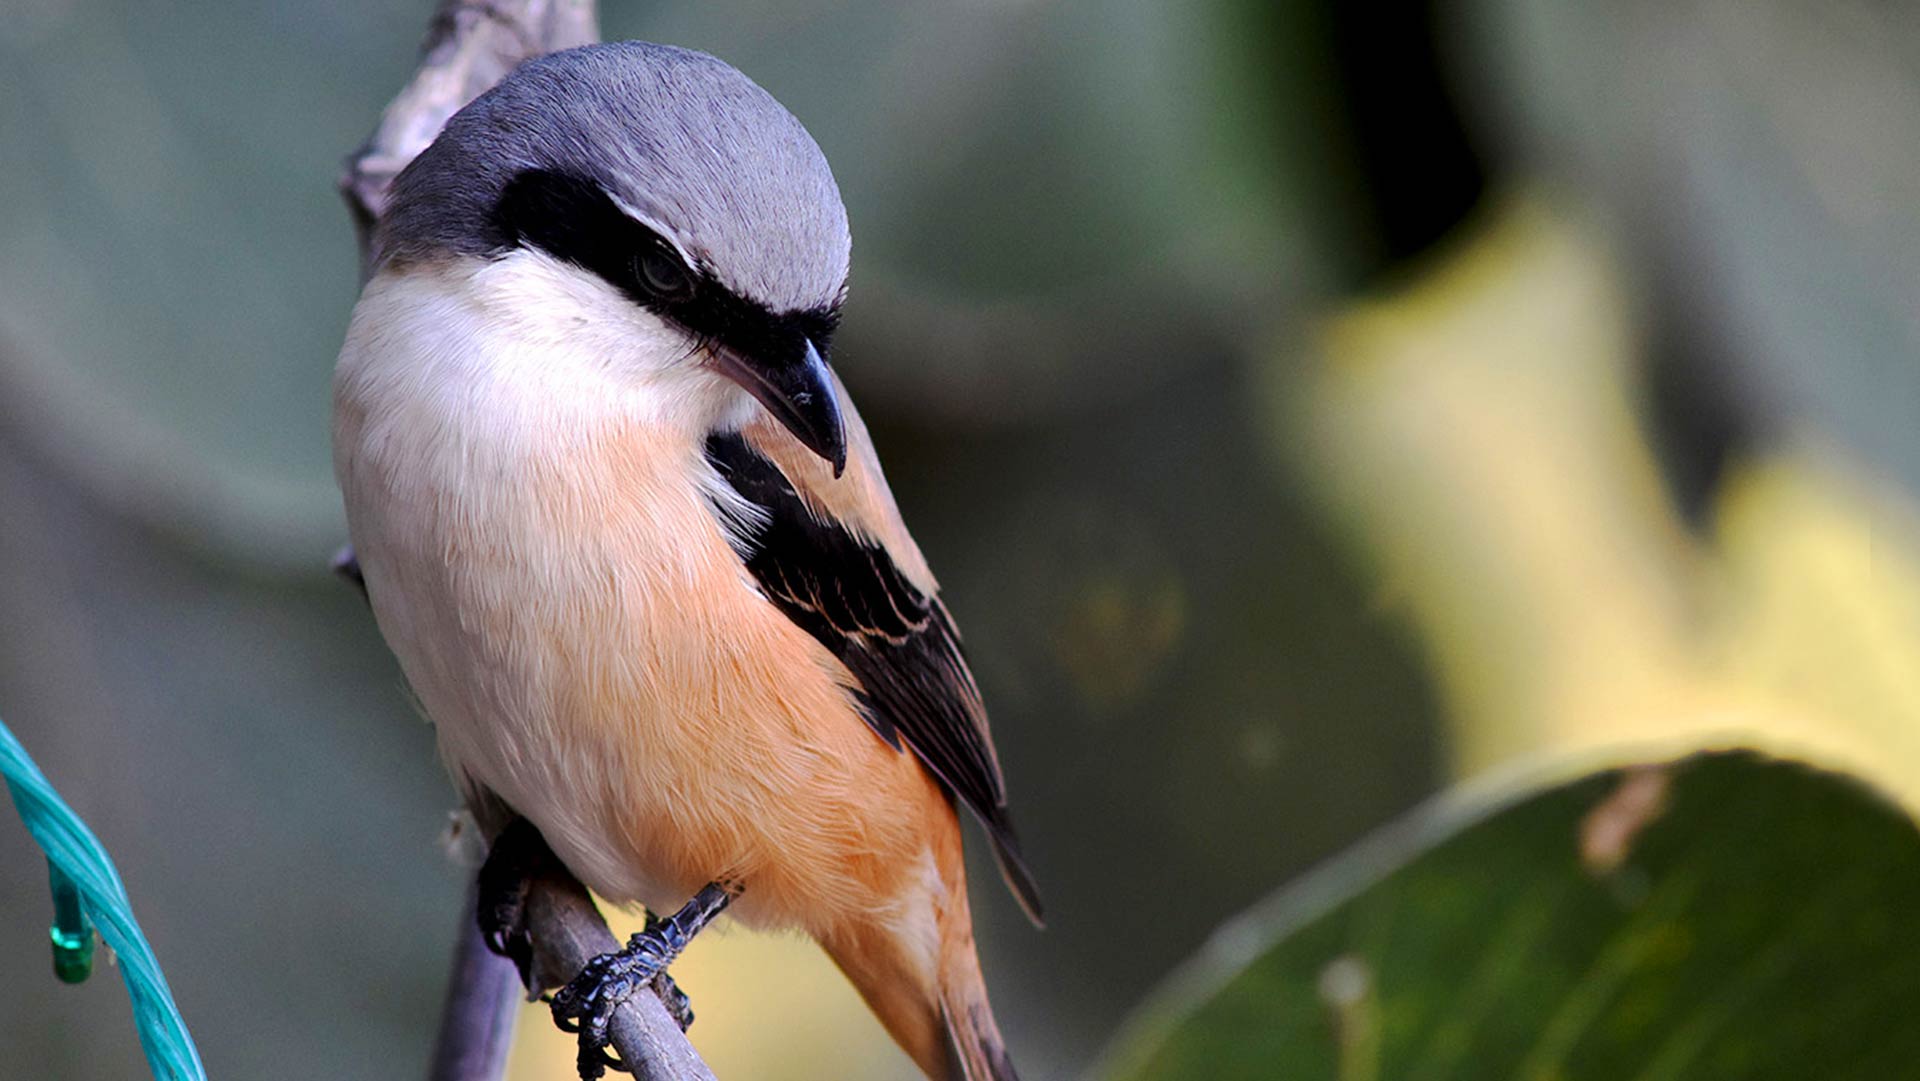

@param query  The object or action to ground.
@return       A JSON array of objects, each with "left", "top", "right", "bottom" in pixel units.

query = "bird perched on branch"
[{"left": 332, "top": 40, "right": 1040, "bottom": 1081}]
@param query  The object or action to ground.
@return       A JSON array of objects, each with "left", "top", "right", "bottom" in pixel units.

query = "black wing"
[{"left": 704, "top": 432, "right": 1043, "bottom": 924}]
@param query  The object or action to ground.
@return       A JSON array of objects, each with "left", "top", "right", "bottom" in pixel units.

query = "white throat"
[{"left": 336, "top": 249, "right": 758, "bottom": 451}]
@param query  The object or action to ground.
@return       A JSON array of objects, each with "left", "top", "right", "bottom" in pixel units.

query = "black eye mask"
[{"left": 490, "top": 168, "right": 839, "bottom": 364}]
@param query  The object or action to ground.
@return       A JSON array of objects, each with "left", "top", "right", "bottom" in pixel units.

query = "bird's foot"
[
  {"left": 647, "top": 961, "right": 694, "bottom": 1031},
  {"left": 476, "top": 817, "right": 552, "bottom": 990},
  {"left": 550, "top": 882, "right": 734, "bottom": 1079}
]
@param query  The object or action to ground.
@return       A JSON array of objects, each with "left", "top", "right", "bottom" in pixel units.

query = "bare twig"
[
  {"left": 341, "top": 0, "right": 598, "bottom": 280},
  {"left": 340, "top": 3, "right": 714, "bottom": 1079},
  {"left": 427, "top": 886, "right": 521, "bottom": 1081}
]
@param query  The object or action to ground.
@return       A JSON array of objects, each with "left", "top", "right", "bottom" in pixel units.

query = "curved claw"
[
  {"left": 476, "top": 818, "right": 551, "bottom": 989},
  {"left": 575, "top": 1036, "right": 628, "bottom": 1079},
  {"left": 546, "top": 883, "right": 736, "bottom": 1080},
  {"left": 652, "top": 972, "right": 694, "bottom": 1032},
  {"left": 550, "top": 948, "right": 648, "bottom": 1078}
]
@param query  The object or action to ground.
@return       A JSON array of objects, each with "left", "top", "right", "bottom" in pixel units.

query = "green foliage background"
[{"left": 1109, "top": 755, "right": 1920, "bottom": 1080}]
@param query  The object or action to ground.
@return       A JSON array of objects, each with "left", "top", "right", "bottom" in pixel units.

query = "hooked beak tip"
[{"left": 709, "top": 337, "right": 848, "bottom": 477}]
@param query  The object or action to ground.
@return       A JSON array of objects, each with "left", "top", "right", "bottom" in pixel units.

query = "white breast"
[{"left": 331, "top": 252, "right": 768, "bottom": 905}]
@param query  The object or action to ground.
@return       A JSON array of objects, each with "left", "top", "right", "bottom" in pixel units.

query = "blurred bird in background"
[{"left": 332, "top": 41, "right": 1039, "bottom": 1081}]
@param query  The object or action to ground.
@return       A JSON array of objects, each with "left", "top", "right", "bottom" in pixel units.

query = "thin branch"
[
  {"left": 339, "top": 3, "right": 714, "bottom": 1079},
  {"left": 426, "top": 886, "right": 521, "bottom": 1081},
  {"left": 341, "top": 0, "right": 598, "bottom": 280}
]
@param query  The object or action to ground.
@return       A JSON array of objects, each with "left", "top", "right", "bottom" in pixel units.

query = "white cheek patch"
[
  {"left": 469, "top": 247, "right": 674, "bottom": 363},
  {"left": 414, "top": 250, "right": 749, "bottom": 436}
]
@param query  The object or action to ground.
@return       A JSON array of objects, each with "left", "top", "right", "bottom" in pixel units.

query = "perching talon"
[
  {"left": 549, "top": 882, "right": 734, "bottom": 1079},
  {"left": 476, "top": 817, "right": 553, "bottom": 989},
  {"left": 651, "top": 970, "right": 694, "bottom": 1032}
]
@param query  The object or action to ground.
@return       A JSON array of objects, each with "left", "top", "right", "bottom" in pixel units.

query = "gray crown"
[{"left": 378, "top": 41, "right": 850, "bottom": 314}]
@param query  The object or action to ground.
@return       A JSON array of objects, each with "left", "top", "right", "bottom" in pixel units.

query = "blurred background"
[{"left": 1, "top": 0, "right": 1916, "bottom": 1078}]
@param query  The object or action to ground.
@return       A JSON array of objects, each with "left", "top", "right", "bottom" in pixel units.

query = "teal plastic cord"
[{"left": 0, "top": 714, "right": 206, "bottom": 1081}]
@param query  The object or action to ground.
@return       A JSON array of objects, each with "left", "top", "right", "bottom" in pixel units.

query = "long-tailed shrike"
[{"left": 332, "top": 40, "right": 1040, "bottom": 1081}]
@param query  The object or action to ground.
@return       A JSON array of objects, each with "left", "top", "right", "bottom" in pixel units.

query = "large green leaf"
[{"left": 1102, "top": 753, "right": 1920, "bottom": 1080}]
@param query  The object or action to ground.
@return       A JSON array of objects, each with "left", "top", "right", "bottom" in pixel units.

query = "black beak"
[{"left": 709, "top": 338, "right": 847, "bottom": 477}]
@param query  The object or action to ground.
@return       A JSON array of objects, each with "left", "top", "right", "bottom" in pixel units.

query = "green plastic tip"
[
  {"left": 51, "top": 923, "right": 95, "bottom": 983},
  {"left": 48, "top": 862, "right": 94, "bottom": 984}
]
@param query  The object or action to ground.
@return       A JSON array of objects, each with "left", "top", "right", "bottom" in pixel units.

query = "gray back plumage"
[{"left": 378, "top": 42, "right": 849, "bottom": 314}]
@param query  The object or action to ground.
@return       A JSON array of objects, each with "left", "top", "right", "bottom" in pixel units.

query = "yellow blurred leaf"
[
  {"left": 1704, "top": 455, "right": 1920, "bottom": 787},
  {"left": 1284, "top": 191, "right": 1920, "bottom": 810}
]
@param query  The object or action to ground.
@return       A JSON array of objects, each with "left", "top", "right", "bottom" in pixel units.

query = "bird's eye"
[{"left": 636, "top": 248, "right": 693, "bottom": 299}]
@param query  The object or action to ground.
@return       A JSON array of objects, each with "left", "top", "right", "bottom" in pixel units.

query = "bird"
[{"left": 331, "top": 40, "right": 1040, "bottom": 1081}]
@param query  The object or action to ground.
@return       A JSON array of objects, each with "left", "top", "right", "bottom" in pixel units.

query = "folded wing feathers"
[{"left": 701, "top": 431, "right": 1042, "bottom": 922}]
